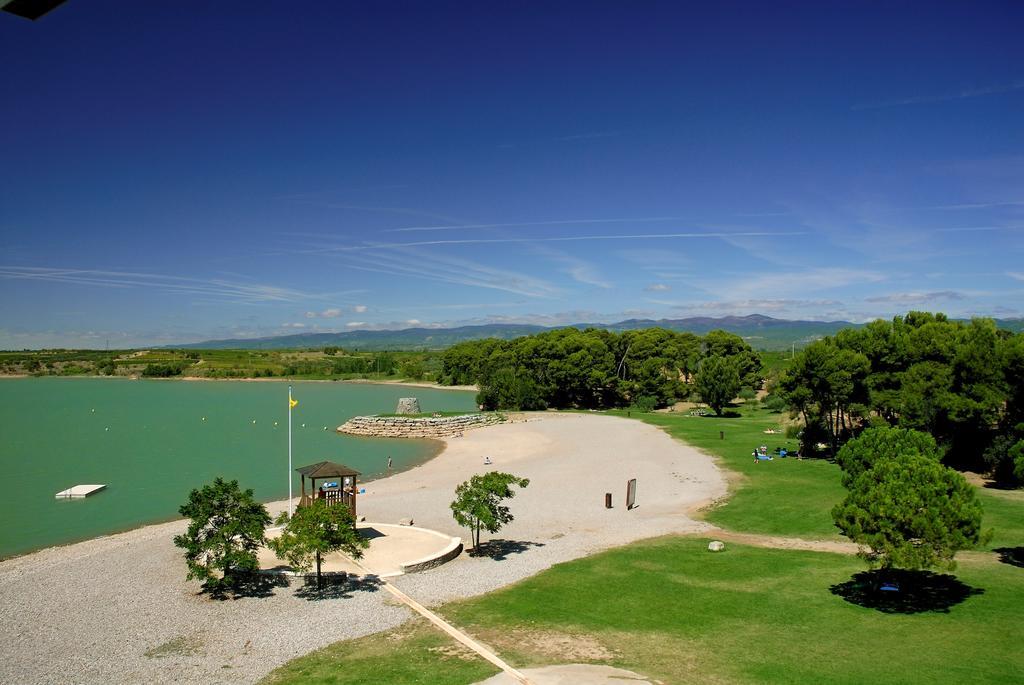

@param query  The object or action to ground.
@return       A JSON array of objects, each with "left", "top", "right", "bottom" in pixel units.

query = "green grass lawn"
[
  {"left": 263, "top": 537, "right": 1024, "bottom": 685},
  {"left": 262, "top": 620, "right": 497, "bottom": 685},
  {"left": 610, "top": 404, "right": 847, "bottom": 540},
  {"left": 976, "top": 486, "right": 1024, "bottom": 552},
  {"left": 614, "top": 405, "right": 1024, "bottom": 549}
]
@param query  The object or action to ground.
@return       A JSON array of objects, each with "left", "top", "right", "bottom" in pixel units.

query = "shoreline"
[
  {"left": 0, "top": 373, "right": 478, "bottom": 392},
  {"left": 0, "top": 435, "right": 447, "bottom": 564},
  {"left": 0, "top": 413, "right": 725, "bottom": 684}
]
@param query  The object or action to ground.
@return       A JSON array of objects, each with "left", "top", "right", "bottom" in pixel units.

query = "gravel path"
[{"left": 0, "top": 413, "right": 725, "bottom": 684}]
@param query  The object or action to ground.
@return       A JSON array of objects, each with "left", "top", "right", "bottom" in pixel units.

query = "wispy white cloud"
[
  {"left": 917, "top": 201, "right": 1024, "bottom": 211},
  {"left": 565, "top": 264, "right": 612, "bottom": 288},
  {"left": 305, "top": 307, "right": 343, "bottom": 319},
  {"left": 346, "top": 321, "right": 366, "bottom": 328},
  {"left": 291, "top": 203, "right": 468, "bottom": 226},
  {"left": 864, "top": 291, "right": 966, "bottom": 305},
  {"left": 335, "top": 248, "right": 562, "bottom": 299},
  {"left": 405, "top": 319, "right": 421, "bottom": 325},
  {"left": 385, "top": 216, "right": 691, "bottom": 233},
  {"left": 934, "top": 226, "right": 1014, "bottom": 233},
  {"left": 304, "top": 230, "right": 808, "bottom": 254},
  {"left": 353, "top": 304, "right": 368, "bottom": 313},
  {"left": 721, "top": 268, "right": 887, "bottom": 300},
  {"left": 644, "top": 283, "right": 671, "bottom": 292},
  {"left": 282, "top": 322, "right": 306, "bottom": 328},
  {"left": 528, "top": 243, "right": 612, "bottom": 289},
  {"left": 1008, "top": 272, "right": 1024, "bottom": 282},
  {"left": 854, "top": 80, "right": 1024, "bottom": 110},
  {"left": 0, "top": 266, "right": 323, "bottom": 304}
]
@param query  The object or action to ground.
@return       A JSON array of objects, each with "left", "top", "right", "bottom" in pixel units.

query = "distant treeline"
[
  {"left": 1, "top": 348, "right": 432, "bottom": 381},
  {"left": 439, "top": 327, "right": 763, "bottom": 411},
  {"left": 777, "top": 312, "right": 1024, "bottom": 482}
]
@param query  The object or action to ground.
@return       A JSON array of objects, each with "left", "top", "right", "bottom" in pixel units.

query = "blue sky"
[{"left": 2, "top": 1, "right": 1023, "bottom": 348}]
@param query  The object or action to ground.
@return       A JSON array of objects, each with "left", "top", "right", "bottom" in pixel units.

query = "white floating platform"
[{"left": 55, "top": 484, "right": 106, "bottom": 499}]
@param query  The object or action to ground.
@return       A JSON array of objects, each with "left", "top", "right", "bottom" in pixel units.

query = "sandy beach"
[{"left": 0, "top": 413, "right": 725, "bottom": 684}]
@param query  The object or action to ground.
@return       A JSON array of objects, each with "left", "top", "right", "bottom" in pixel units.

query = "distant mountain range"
[
  {"left": 172, "top": 314, "right": 1024, "bottom": 352},
  {"left": 172, "top": 314, "right": 847, "bottom": 351}
]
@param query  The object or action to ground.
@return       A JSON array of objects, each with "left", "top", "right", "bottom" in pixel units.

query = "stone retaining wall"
[
  {"left": 401, "top": 537, "right": 464, "bottom": 574},
  {"left": 336, "top": 413, "right": 504, "bottom": 438}
]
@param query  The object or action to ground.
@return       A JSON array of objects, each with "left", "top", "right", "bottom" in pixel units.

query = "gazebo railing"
[{"left": 298, "top": 489, "right": 355, "bottom": 510}]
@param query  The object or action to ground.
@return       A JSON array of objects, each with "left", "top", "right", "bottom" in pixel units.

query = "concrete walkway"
[{"left": 475, "top": 664, "right": 655, "bottom": 684}]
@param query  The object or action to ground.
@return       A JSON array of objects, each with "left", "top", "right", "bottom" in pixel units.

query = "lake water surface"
[{"left": 0, "top": 378, "right": 476, "bottom": 558}]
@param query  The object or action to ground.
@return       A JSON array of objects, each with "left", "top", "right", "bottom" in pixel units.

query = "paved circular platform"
[{"left": 257, "top": 522, "right": 461, "bottom": 577}]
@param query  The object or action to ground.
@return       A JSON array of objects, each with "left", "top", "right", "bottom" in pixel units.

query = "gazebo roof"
[{"left": 296, "top": 460, "right": 361, "bottom": 479}]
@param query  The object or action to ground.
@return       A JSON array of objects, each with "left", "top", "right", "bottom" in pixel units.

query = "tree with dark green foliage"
[
  {"left": 476, "top": 367, "right": 547, "bottom": 411},
  {"left": 450, "top": 472, "right": 530, "bottom": 550},
  {"left": 702, "top": 329, "right": 763, "bottom": 389},
  {"left": 142, "top": 362, "right": 188, "bottom": 377},
  {"left": 1013, "top": 440, "right": 1024, "bottom": 483},
  {"left": 834, "top": 426, "right": 941, "bottom": 486},
  {"left": 399, "top": 359, "right": 426, "bottom": 380},
  {"left": 373, "top": 351, "right": 397, "bottom": 375},
  {"left": 982, "top": 426, "right": 1024, "bottom": 485},
  {"left": 780, "top": 338, "right": 869, "bottom": 456},
  {"left": 832, "top": 427, "right": 983, "bottom": 570},
  {"left": 694, "top": 355, "right": 741, "bottom": 415},
  {"left": 816, "top": 312, "right": 1020, "bottom": 473},
  {"left": 269, "top": 499, "right": 368, "bottom": 590},
  {"left": 173, "top": 478, "right": 271, "bottom": 596},
  {"left": 630, "top": 395, "right": 658, "bottom": 413},
  {"left": 439, "top": 326, "right": 760, "bottom": 412}
]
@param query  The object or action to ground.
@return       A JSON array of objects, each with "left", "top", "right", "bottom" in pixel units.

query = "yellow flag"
[{"left": 289, "top": 397, "right": 298, "bottom": 409}]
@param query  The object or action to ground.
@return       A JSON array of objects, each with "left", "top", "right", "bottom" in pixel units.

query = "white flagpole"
[{"left": 288, "top": 384, "right": 293, "bottom": 518}]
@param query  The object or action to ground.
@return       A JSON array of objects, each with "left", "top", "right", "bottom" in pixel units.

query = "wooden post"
[
  {"left": 720, "top": 431, "right": 724, "bottom": 440},
  {"left": 605, "top": 493, "right": 612, "bottom": 508}
]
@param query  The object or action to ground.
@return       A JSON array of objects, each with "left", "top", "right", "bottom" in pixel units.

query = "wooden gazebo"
[{"left": 296, "top": 460, "right": 361, "bottom": 518}]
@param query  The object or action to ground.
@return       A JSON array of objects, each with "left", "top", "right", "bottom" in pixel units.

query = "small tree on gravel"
[
  {"left": 451, "top": 471, "right": 530, "bottom": 551},
  {"left": 174, "top": 477, "right": 271, "bottom": 597},
  {"left": 269, "top": 499, "right": 368, "bottom": 589}
]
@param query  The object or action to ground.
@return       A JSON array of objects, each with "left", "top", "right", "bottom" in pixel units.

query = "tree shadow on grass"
[
  {"left": 982, "top": 478, "right": 1023, "bottom": 490},
  {"left": 830, "top": 569, "right": 983, "bottom": 614},
  {"left": 294, "top": 573, "right": 384, "bottom": 601},
  {"left": 994, "top": 547, "right": 1024, "bottom": 568},
  {"left": 469, "top": 539, "right": 546, "bottom": 561}
]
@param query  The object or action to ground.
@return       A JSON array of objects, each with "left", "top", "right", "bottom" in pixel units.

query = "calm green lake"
[{"left": 0, "top": 378, "right": 476, "bottom": 559}]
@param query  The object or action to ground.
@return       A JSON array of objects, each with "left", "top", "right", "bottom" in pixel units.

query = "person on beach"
[
  {"left": 387, "top": 456, "right": 393, "bottom": 470},
  {"left": 484, "top": 456, "right": 493, "bottom": 465}
]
